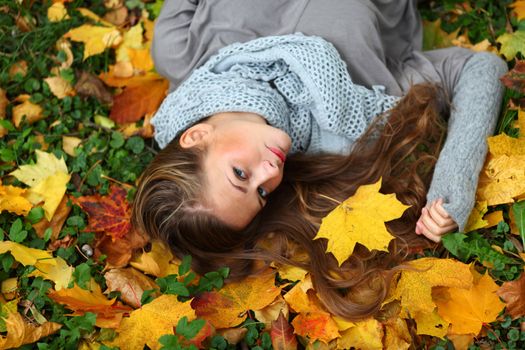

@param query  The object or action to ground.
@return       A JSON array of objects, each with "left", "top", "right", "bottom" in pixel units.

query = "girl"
[{"left": 132, "top": 0, "right": 507, "bottom": 319}]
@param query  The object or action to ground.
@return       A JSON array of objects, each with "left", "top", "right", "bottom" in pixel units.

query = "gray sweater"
[{"left": 151, "top": 0, "right": 508, "bottom": 231}]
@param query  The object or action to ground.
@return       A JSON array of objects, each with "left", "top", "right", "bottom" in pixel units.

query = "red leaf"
[
  {"left": 500, "top": 60, "right": 525, "bottom": 94},
  {"left": 110, "top": 78, "right": 169, "bottom": 123},
  {"left": 270, "top": 311, "right": 297, "bottom": 350},
  {"left": 72, "top": 185, "right": 131, "bottom": 240},
  {"left": 497, "top": 272, "right": 525, "bottom": 319}
]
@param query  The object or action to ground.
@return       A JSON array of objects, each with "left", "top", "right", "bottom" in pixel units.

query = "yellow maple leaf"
[
  {"left": 464, "top": 201, "right": 488, "bottom": 232},
  {"left": 0, "top": 241, "right": 73, "bottom": 289},
  {"left": 106, "top": 295, "right": 195, "bottom": 350},
  {"left": 434, "top": 272, "right": 505, "bottom": 335},
  {"left": 337, "top": 318, "right": 383, "bottom": 350},
  {"left": 64, "top": 25, "right": 122, "bottom": 60},
  {"left": 385, "top": 258, "right": 473, "bottom": 318},
  {"left": 517, "top": 109, "right": 525, "bottom": 138},
  {"left": 12, "top": 95, "right": 44, "bottom": 128},
  {"left": 129, "top": 240, "right": 178, "bottom": 277},
  {"left": 0, "top": 185, "right": 32, "bottom": 216},
  {"left": 314, "top": 178, "right": 409, "bottom": 266},
  {"left": 10, "top": 150, "right": 70, "bottom": 220},
  {"left": 47, "top": 2, "right": 69, "bottom": 22},
  {"left": 412, "top": 308, "right": 449, "bottom": 338},
  {"left": 116, "top": 22, "right": 144, "bottom": 63},
  {"left": 384, "top": 317, "right": 411, "bottom": 350},
  {"left": 0, "top": 300, "right": 61, "bottom": 348}
]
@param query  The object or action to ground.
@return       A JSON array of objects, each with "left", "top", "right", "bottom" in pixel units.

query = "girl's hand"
[{"left": 415, "top": 198, "right": 457, "bottom": 242}]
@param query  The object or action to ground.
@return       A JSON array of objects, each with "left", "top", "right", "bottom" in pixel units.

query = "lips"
[{"left": 268, "top": 146, "right": 286, "bottom": 163}]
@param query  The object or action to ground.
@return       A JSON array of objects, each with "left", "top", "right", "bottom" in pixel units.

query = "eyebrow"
[{"left": 226, "top": 176, "right": 264, "bottom": 208}]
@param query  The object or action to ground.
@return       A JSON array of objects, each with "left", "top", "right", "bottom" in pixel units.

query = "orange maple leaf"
[
  {"left": 271, "top": 311, "right": 298, "bottom": 350},
  {"left": 109, "top": 78, "right": 169, "bottom": 123},
  {"left": 72, "top": 185, "right": 131, "bottom": 240},
  {"left": 191, "top": 269, "right": 281, "bottom": 328}
]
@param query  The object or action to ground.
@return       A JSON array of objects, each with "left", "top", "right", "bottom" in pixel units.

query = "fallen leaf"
[
  {"left": 384, "top": 317, "right": 411, "bottom": 350},
  {"left": 447, "top": 334, "right": 476, "bottom": 350},
  {"left": 1, "top": 278, "right": 17, "bottom": 300},
  {"left": 64, "top": 24, "right": 122, "bottom": 60},
  {"left": 0, "top": 88, "right": 7, "bottom": 119},
  {"left": 464, "top": 201, "right": 488, "bottom": 232},
  {"left": 47, "top": 2, "right": 69, "bottom": 22},
  {"left": 12, "top": 95, "right": 44, "bottom": 128},
  {"left": 0, "top": 304, "right": 61, "bottom": 348},
  {"left": 77, "top": 7, "right": 114, "bottom": 27},
  {"left": 218, "top": 327, "right": 248, "bottom": 345},
  {"left": 74, "top": 71, "right": 113, "bottom": 104},
  {"left": 94, "top": 229, "right": 148, "bottom": 268},
  {"left": 48, "top": 281, "right": 131, "bottom": 328},
  {"left": 9, "top": 60, "right": 28, "bottom": 79},
  {"left": 422, "top": 19, "right": 460, "bottom": 50},
  {"left": 72, "top": 185, "right": 131, "bottom": 241},
  {"left": 32, "top": 195, "right": 70, "bottom": 241},
  {"left": 106, "top": 295, "right": 195, "bottom": 350},
  {"left": 104, "top": 267, "right": 159, "bottom": 308},
  {"left": 497, "top": 272, "right": 525, "bottom": 319},
  {"left": 62, "top": 135, "right": 82, "bottom": 156},
  {"left": 110, "top": 78, "right": 169, "bottom": 123},
  {"left": 484, "top": 210, "right": 504, "bottom": 228},
  {"left": 314, "top": 178, "right": 410, "bottom": 266},
  {"left": 254, "top": 295, "right": 289, "bottom": 329},
  {"left": 129, "top": 240, "right": 177, "bottom": 277},
  {"left": 500, "top": 60, "right": 525, "bottom": 94},
  {"left": 113, "top": 61, "right": 134, "bottom": 78},
  {"left": 292, "top": 312, "right": 340, "bottom": 345},
  {"left": 511, "top": 0, "right": 525, "bottom": 21},
  {"left": 129, "top": 45, "right": 154, "bottom": 72},
  {"left": 44, "top": 76, "right": 75, "bottom": 99},
  {"left": 497, "top": 30, "right": 525, "bottom": 61},
  {"left": 271, "top": 311, "right": 298, "bottom": 350},
  {"left": 434, "top": 272, "right": 505, "bottom": 335},
  {"left": 10, "top": 150, "right": 70, "bottom": 220},
  {"left": 412, "top": 308, "right": 449, "bottom": 338},
  {"left": 191, "top": 269, "right": 281, "bottom": 328},
  {"left": 337, "top": 318, "right": 383, "bottom": 350},
  {"left": 0, "top": 184, "right": 32, "bottom": 216},
  {"left": 29, "top": 255, "right": 73, "bottom": 290},
  {"left": 56, "top": 38, "right": 74, "bottom": 69},
  {"left": 103, "top": 5, "right": 128, "bottom": 26},
  {"left": 116, "top": 22, "right": 144, "bottom": 63},
  {"left": 119, "top": 112, "right": 155, "bottom": 138},
  {"left": 99, "top": 68, "right": 162, "bottom": 87}
]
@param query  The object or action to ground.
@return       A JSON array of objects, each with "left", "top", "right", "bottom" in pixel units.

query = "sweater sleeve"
[{"left": 425, "top": 52, "right": 508, "bottom": 232}]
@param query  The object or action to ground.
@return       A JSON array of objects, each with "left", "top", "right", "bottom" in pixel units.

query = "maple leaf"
[
  {"left": 434, "top": 272, "right": 505, "bottom": 335},
  {"left": 464, "top": 201, "right": 489, "bottom": 232},
  {"left": 64, "top": 25, "right": 122, "bottom": 60},
  {"left": 270, "top": 311, "right": 297, "bottom": 350},
  {"left": 337, "top": 318, "right": 384, "bottom": 350},
  {"left": 497, "top": 271, "right": 525, "bottom": 319},
  {"left": 0, "top": 184, "right": 32, "bottom": 216},
  {"left": 314, "top": 178, "right": 410, "bottom": 266},
  {"left": 191, "top": 269, "right": 281, "bottom": 328},
  {"left": 10, "top": 150, "right": 70, "bottom": 220},
  {"left": 385, "top": 257, "right": 472, "bottom": 333},
  {"left": 12, "top": 94, "right": 44, "bottom": 128},
  {"left": 500, "top": 60, "right": 525, "bottom": 94},
  {"left": 48, "top": 280, "right": 131, "bottom": 328},
  {"left": 106, "top": 295, "right": 195, "bottom": 350},
  {"left": 0, "top": 241, "right": 73, "bottom": 290},
  {"left": 497, "top": 30, "right": 525, "bottom": 61},
  {"left": 511, "top": 0, "right": 525, "bottom": 21},
  {"left": 104, "top": 267, "right": 159, "bottom": 308},
  {"left": 383, "top": 317, "right": 411, "bottom": 350},
  {"left": 72, "top": 185, "right": 131, "bottom": 241},
  {"left": 109, "top": 78, "right": 169, "bottom": 123},
  {"left": 412, "top": 308, "right": 449, "bottom": 338},
  {"left": 116, "top": 22, "right": 144, "bottom": 63},
  {"left": 0, "top": 301, "right": 61, "bottom": 348},
  {"left": 95, "top": 228, "right": 148, "bottom": 268},
  {"left": 129, "top": 240, "right": 178, "bottom": 277}
]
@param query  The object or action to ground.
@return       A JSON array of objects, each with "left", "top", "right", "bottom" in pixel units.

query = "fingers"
[{"left": 415, "top": 198, "right": 458, "bottom": 242}]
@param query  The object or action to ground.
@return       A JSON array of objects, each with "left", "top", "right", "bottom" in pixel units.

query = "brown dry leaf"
[
  {"left": 32, "top": 195, "right": 71, "bottom": 241},
  {"left": 9, "top": 60, "right": 28, "bottom": 79},
  {"left": 0, "top": 306, "right": 61, "bottom": 348},
  {"left": 337, "top": 318, "right": 383, "bottom": 350},
  {"left": 48, "top": 280, "right": 132, "bottom": 328},
  {"left": 218, "top": 328, "right": 248, "bottom": 345},
  {"left": 497, "top": 271, "right": 525, "bottom": 319},
  {"left": 12, "top": 95, "right": 44, "bottom": 128},
  {"left": 191, "top": 269, "right": 282, "bottom": 329},
  {"left": 0, "top": 184, "right": 32, "bottom": 216},
  {"left": 110, "top": 78, "right": 169, "bottom": 123},
  {"left": 270, "top": 311, "right": 298, "bottom": 350},
  {"left": 314, "top": 178, "right": 409, "bottom": 266},
  {"left": 44, "top": 76, "right": 75, "bottom": 99},
  {"left": 130, "top": 240, "right": 178, "bottom": 277},
  {"left": 104, "top": 267, "right": 159, "bottom": 308},
  {"left": 62, "top": 135, "right": 82, "bottom": 156},
  {"left": 434, "top": 272, "right": 505, "bottom": 335},
  {"left": 74, "top": 71, "right": 113, "bottom": 105},
  {"left": 106, "top": 295, "right": 195, "bottom": 350},
  {"left": 103, "top": 6, "right": 128, "bottom": 26},
  {"left": 94, "top": 229, "right": 148, "bottom": 268},
  {"left": 384, "top": 317, "right": 411, "bottom": 350},
  {"left": 0, "top": 88, "right": 7, "bottom": 119}
]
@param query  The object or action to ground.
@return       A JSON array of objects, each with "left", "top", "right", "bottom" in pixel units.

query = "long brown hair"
[{"left": 132, "top": 82, "right": 448, "bottom": 320}]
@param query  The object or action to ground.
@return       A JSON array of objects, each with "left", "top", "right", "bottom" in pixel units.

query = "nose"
[{"left": 262, "top": 160, "right": 280, "bottom": 178}]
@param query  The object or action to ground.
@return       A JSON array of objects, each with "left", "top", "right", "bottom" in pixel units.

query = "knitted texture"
[
  {"left": 426, "top": 52, "right": 507, "bottom": 231},
  {"left": 151, "top": 34, "right": 400, "bottom": 151}
]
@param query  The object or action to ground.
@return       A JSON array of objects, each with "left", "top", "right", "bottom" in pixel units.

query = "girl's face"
[{"left": 180, "top": 112, "right": 291, "bottom": 229}]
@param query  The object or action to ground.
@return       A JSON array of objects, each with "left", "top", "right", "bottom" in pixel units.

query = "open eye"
[
  {"left": 257, "top": 186, "right": 269, "bottom": 200},
  {"left": 233, "top": 167, "right": 247, "bottom": 180}
]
